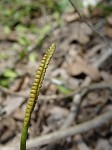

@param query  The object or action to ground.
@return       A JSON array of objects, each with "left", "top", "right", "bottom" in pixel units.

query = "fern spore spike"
[{"left": 20, "top": 43, "right": 56, "bottom": 150}]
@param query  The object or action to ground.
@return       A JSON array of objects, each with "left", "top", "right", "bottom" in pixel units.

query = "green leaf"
[
  {"left": 0, "top": 69, "right": 18, "bottom": 87},
  {"left": 19, "top": 50, "right": 26, "bottom": 59},
  {"left": 56, "top": 85, "right": 72, "bottom": 95},
  {"left": 37, "top": 24, "right": 51, "bottom": 46},
  {"left": 0, "top": 53, "right": 8, "bottom": 60},
  {"left": 0, "top": 78, "right": 12, "bottom": 87},
  {"left": 16, "top": 25, "right": 28, "bottom": 33},
  {"left": 4, "top": 26, "right": 11, "bottom": 34},
  {"left": 96, "top": 2, "right": 112, "bottom": 16},
  {"left": 3, "top": 69, "right": 17, "bottom": 78},
  {"left": 29, "top": 52, "right": 38, "bottom": 63},
  {"left": 58, "top": 0, "right": 70, "bottom": 12},
  {"left": 18, "top": 36, "right": 30, "bottom": 46}
]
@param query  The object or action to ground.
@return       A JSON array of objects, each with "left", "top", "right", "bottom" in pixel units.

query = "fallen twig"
[
  {"left": 0, "top": 110, "right": 112, "bottom": 150},
  {"left": 74, "top": 135, "right": 90, "bottom": 150},
  {"left": 0, "top": 85, "right": 58, "bottom": 101},
  {"left": 1, "top": 83, "right": 112, "bottom": 117},
  {"left": 68, "top": 0, "right": 112, "bottom": 49},
  {"left": 0, "top": 83, "right": 112, "bottom": 102},
  {"left": 93, "top": 48, "right": 112, "bottom": 68}
]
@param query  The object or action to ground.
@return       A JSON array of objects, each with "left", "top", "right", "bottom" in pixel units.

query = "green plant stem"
[
  {"left": 20, "top": 43, "right": 55, "bottom": 150},
  {"left": 20, "top": 126, "right": 28, "bottom": 150}
]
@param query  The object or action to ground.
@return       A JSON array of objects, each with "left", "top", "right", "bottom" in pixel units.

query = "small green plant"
[{"left": 20, "top": 43, "right": 56, "bottom": 150}]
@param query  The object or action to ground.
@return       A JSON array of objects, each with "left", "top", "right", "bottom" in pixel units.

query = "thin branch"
[
  {"left": 68, "top": 0, "right": 112, "bottom": 48},
  {"left": 0, "top": 83, "right": 112, "bottom": 101},
  {"left": 0, "top": 110, "right": 112, "bottom": 150},
  {"left": 1, "top": 83, "right": 112, "bottom": 116},
  {"left": 17, "top": 110, "right": 112, "bottom": 149},
  {"left": 0, "top": 85, "right": 58, "bottom": 101},
  {"left": 74, "top": 135, "right": 90, "bottom": 150},
  {"left": 93, "top": 48, "right": 112, "bottom": 68}
]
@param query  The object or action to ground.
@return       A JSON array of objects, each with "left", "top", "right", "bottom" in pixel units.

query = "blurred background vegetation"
[
  {"left": 0, "top": 1, "right": 112, "bottom": 149},
  {"left": 0, "top": 0, "right": 112, "bottom": 88}
]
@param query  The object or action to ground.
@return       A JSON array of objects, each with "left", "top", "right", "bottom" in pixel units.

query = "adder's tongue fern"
[{"left": 20, "top": 43, "right": 56, "bottom": 150}]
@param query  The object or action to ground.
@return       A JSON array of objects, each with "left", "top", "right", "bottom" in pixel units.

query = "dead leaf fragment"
[
  {"left": 105, "top": 26, "right": 112, "bottom": 38},
  {"left": 45, "top": 105, "right": 69, "bottom": 129},
  {"left": 68, "top": 56, "right": 101, "bottom": 81},
  {"left": 46, "top": 106, "right": 69, "bottom": 118},
  {"left": 107, "top": 14, "right": 112, "bottom": 26},
  {"left": 0, "top": 118, "right": 16, "bottom": 143},
  {"left": 63, "top": 12, "right": 79, "bottom": 22},
  {"left": 13, "top": 109, "right": 24, "bottom": 121},
  {"left": 4, "top": 96, "right": 24, "bottom": 116},
  {"left": 95, "top": 139, "right": 112, "bottom": 150},
  {"left": 69, "top": 22, "right": 93, "bottom": 44}
]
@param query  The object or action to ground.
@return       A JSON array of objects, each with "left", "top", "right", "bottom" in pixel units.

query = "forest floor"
[{"left": 0, "top": 1, "right": 112, "bottom": 150}]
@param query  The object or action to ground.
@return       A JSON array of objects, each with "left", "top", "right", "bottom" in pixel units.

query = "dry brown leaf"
[
  {"left": 4, "top": 96, "right": 24, "bottom": 116},
  {"left": 107, "top": 14, "right": 112, "bottom": 26},
  {"left": 95, "top": 139, "right": 112, "bottom": 150},
  {"left": 0, "top": 118, "right": 16, "bottom": 143},
  {"left": 105, "top": 26, "right": 112, "bottom": 38},
  {"left": 45, "top": 106, "right": 69, "bottom": 118},
  {"left": 68, "top": 56, "right": 101, "bottom": 81},
  {"left": 13, "top": 109, "right": 24, "bottom": 121},
  {"left": 45, "top": 106, "right": 69, "bottom": 127},
  {"left": 63, "top": 12, "right": 79, "bottom": 22},
  {"left": 69, "top": 22, "right": 93, "bottom": 44}
]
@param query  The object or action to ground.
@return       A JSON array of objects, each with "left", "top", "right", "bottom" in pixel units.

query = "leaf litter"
[{"left": 0, "top": 1, "right": 112, "bottom": 150}]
